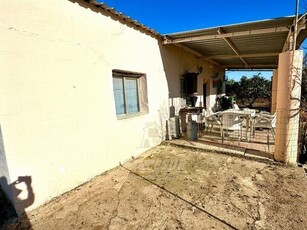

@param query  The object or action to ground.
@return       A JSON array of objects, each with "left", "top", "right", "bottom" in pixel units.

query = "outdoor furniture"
[
  {"left": 220, "top": 111, "right": 244, "bottom": 141},
  {"left": 195, "top": 113, "right": 204, "bottom": 131},
  {"left": 197, "top": 109, "right": 221, "bottom": 134},
  {"left": 259, "top": 110, "right": 272, "bottom": 116},
  {"left": 242, "top": 108, "right": 256, "bottom": 117},
  {"left": 218, "top": 109, "right": 255, "bottom": 140},
  {"left": 252, "top": 112, "right": 276, "bottom": 140},
  {"left": 204, "top": 113, "right": 222, "bottom": 134},
  {"left": 232, "top": 103, "right": 240, "bottom": 110}
]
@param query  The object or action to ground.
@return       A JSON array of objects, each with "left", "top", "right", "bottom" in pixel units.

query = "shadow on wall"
[
  {"left": 0, "top": 125, "right": 34, "bottom": 229},
  {"left": 158, "top": 43, "right": 220, "bottom": 115},
  {"left": 158, "top": 44, "right": 187, "bottom": 99},
  {"left": 0, "top": 176, "right": 34, "bottom": 229},
  {"left": 158, "top": 44, "right": 192, "bottom": 118}
]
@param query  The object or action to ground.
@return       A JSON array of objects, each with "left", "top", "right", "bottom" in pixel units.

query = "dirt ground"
[{"left": 3, "top": 143, "right": 307, "bottom": 230}]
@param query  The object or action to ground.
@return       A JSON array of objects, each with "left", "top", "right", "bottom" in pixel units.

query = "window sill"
[{"left": 116, "top": 111, "right": 148, "bottom": 120}]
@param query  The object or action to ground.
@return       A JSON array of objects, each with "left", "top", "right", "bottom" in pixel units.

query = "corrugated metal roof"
[{"left": 164, "top": 15, "right": 307, "bottom": 69}]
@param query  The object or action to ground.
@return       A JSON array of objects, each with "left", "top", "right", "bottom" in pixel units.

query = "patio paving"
[
  {"left": 176, "top": 126, "right": 275, "bottom": 160},
  {"left": 3, "top": 143, "right": 307, "bottom": 230}
]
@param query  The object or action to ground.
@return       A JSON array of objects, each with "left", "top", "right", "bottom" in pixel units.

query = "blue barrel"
[{"left": 187, "top": 121, "right": 198, "bottom": 140}]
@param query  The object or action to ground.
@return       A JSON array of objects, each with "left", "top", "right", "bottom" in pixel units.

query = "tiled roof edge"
[{"left": 83, "top": 0, "right": 162, "bottom": 39}]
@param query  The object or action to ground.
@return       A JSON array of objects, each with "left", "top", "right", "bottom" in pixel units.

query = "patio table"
[{"left": 218, "top": 109, "right": 255, "bottom": 141}]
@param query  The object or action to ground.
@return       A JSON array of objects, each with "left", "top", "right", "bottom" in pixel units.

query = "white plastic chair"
[
  {"left": 220, "top": 112, "right": 243, "bottom": 140},
  {"left": 243, "top": 108, "right": 256, "bottom": 117},
  {"left": 252, "top": 112, "right": 276, "bottom": 140},
  {"left": 201, "top": 109, "right": 222, "bottom": 134}
]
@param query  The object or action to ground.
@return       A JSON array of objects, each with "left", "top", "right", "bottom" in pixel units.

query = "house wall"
[
  {"left": 0, "top": 0, "right": 224, "bottom": 213},
  {"left": 0, "top": 0, "right": 171, "bottom": 213},
  {"left": 159, "top": 44, "right": 225, "bottom": 115}
]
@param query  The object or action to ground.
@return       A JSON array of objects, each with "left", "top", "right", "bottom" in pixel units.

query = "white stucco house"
[
  {"left": 1, "top": 0, "right": 306, "bottom": 215},
  {"left": 0, "top": 0, "right": 226, "bottom": 213}
]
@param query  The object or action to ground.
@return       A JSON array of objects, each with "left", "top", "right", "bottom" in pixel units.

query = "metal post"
[{"left": 293, "top": 0, "right": 300, "bottom": 51}]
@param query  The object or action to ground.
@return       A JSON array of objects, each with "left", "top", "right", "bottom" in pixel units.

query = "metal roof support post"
[{"left": 293, "top": 0, "right": 300, "bottom": 51}]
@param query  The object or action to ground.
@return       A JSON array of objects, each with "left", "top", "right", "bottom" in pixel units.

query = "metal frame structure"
[{"left": 163, "top": 15, "right": 307, "bottom": 70}]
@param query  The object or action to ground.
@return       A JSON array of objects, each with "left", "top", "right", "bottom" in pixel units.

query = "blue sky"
[
  {"left": 100, "top": 0, "right": 305, "bottom": 34},
  {"left": 226, "top": 70, "right": 273, "bottom": 81},
  {"left": 99, "top": 0, "right": 306, "bottom": 80}
]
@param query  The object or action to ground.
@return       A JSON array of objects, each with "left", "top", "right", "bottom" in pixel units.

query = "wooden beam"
[
  {"left": 163, "top": 26, "right": 289, "bottom": 44},
  {"left": 217, "top": 28, "right": 249, "bottom": 68},
  {"left": 224, "top": 64, "right": 277, "bottom": 69},
  {"left": 207, "top": 52, "right": 279, "bottom": 59},
  {"left": 172, "top": 43, "right": 223, "bottom": 68}
]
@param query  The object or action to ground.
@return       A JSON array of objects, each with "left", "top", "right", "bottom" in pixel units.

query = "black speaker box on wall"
[{"left": 184, "top": 72, "right": 198, "bottom": 94}]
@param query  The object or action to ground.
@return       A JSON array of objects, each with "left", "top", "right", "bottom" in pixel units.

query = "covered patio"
[
  {"left": 171, "top": 126, "right": 275, "bottom": 160},
  {"left": 163, "top": 15, "right": 307, "bottom": 69},
  {"left": 185, "top": 108, "right": 276, "bottom": 160},
  {"left": 163, "top": 14, "right": 307, "bottom": 163}
]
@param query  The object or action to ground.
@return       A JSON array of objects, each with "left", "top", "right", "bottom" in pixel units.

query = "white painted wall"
[
  {"left": 0, "top": 0, "right": 171, "bottom": 213},
  {"left": 160, "top": 45, "right": 225, "bottom": 115},
  {"left": 0, "top": 0, "right": 224, "bottom": 213}
]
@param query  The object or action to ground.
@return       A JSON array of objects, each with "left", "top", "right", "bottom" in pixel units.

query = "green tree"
[
  {"left": 225, "top": 79, "right": 239, "bottom": 97},
  {"left": 225, "top": 74, "right": 272, "bottom": 107}
]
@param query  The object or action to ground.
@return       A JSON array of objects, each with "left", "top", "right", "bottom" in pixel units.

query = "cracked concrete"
[{"left": 3, "top": 144, "right": 307, "bottom": 230}]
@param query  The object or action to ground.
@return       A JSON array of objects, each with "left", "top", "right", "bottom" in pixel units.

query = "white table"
[{"left": 218, "top": 109, "right": 255, "bottom": 140}]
